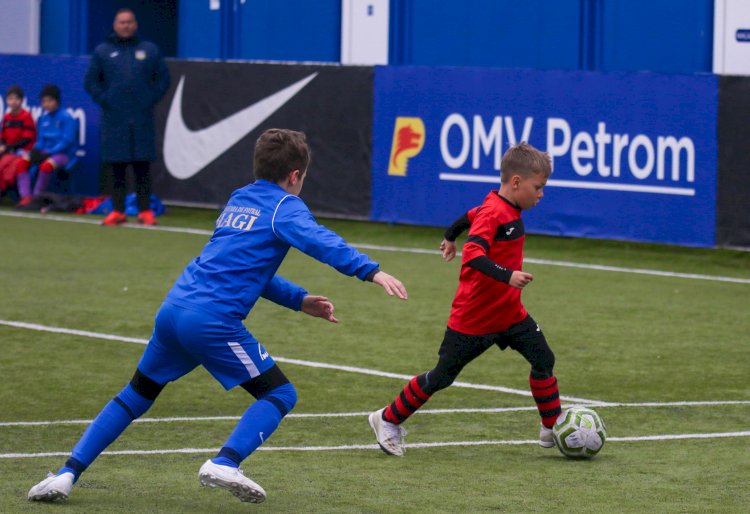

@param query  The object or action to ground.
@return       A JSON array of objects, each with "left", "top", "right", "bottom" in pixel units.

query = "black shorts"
[{"left": 438, "top": 314, "right": 554, "bottom": 374}]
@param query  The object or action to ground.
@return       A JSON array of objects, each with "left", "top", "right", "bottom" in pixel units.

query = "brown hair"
[
  {"left": 253, "top": 128, "right": 311, "bottom": 182},
  {"left": 5, "top": 84, "right": 24, "bottom": 100},
  {"left": 500, "top": 142, "right": 551, "bottom": 183}
]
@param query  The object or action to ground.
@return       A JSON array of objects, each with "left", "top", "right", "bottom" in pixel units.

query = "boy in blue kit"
[
  {"left": 15, "top": 84, "right": 77, "bottom": 207},
  {"left": 28, "top": 128, "right": 408, "bottom": 504}
]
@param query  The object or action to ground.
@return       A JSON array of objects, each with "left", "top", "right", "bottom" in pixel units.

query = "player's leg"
[
  {"left": 14, "top": 156, "right": 32, "bottom": 204},
  {"left": 28, "top": 304, "right": 198, "bottom": 502},
  {"left": 101, "top": 163, "right": 129, "bottom": 225},
  {"left": 199, "top": 365, "right": 296, "bottom": 503},
  {"left": 31, "top": 154, "right": 67, "bottom": 196},
  {"left": 187, "top": 322, "right": 290, "bottom": 503},
  {"left": 370, "top": 328, "right": 495, "bottom": 456},
  {"left": 0, "top": 153, "right": 19, "bottom": 192},
  {"left": 506, "top": 315, "right": 560, "bottom": 447},
  {"left": 132, "top": 161, "right": 157, "bottom": 225}
]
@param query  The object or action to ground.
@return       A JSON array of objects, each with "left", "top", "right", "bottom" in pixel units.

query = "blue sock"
[
  {"left": 213, "top": 383, "right": 297, "bottom": 467},
  {"left": 62, "top": 384, "right": 154, "bottom": 480}
]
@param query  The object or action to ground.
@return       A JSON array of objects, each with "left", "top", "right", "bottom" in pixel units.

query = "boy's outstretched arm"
[
  {"left": 301, "top": 295, "right": 339, "bottom": 323},
  {"left": 272, "top": 198, "right": 408, "bottom": 300},
  {"left": 442, "top": 207, "right": 479, "bottom": 262},
  {"left": 371, "top": 271, "right": 408, "bottom": 300}
]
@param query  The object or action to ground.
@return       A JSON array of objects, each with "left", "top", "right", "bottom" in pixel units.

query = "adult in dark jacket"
[{"left": 84, "top": 7, "right": 170, "bottom": 226}]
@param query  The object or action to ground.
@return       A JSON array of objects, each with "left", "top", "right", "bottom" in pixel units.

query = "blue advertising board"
[
  {"left": 0, "top": 54, "right": 100, "bottom": 195},
  {"left": 371, "top": 66, "right": 718, "bottom": 247}
]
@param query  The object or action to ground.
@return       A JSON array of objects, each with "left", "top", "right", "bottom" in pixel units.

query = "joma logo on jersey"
[{"left": 388, "top": 117, "right": 425, "bottom": 176}]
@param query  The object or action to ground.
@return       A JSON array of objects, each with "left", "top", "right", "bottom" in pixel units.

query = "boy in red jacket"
[{"left": 0, "top": 85, "right": 36, "bottom": 194}]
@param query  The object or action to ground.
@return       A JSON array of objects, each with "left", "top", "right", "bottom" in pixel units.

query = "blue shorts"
[{"left": 137, "top": 302, "right": 276, "bottom": 390}]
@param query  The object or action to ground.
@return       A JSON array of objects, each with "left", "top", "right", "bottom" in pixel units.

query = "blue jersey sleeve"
[
  {"left": 46, "top": 112, "right": 77, "bottom": 155},
  {"left": 261, "top": 275, "right": 308, "bottom": 311},
  {"left": 272, "top": 196, "right": 380, "bottom": 280}
]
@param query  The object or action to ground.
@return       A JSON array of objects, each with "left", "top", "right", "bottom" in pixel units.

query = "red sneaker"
[
  {"left": 137, "top": 210, "right": 158, "bottom": 226},
  {"left": 101, "top": 210, "right": 127, "bottom": 226},
  {"left": 15, "top": 196, "right": 33, "bottom": 207}
]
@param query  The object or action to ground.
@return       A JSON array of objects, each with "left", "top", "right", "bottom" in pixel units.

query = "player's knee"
[
  {"left": 263, "top": 382, "right": 297, "bottom": 417},
  {"left": 117, "top": 368, "right": 165, "bottom": 420},
  {"left": 240, "top": 364, "right": 290, "bottom": 399},
  {"left": 129, "top": 368, "right": 166, "bottom": 401},
  {"left": 423, "top": 367, "right": 458, "bottom": 393},
  {"left": 531, "top": 349, "right": 555, "bottom": 377}
]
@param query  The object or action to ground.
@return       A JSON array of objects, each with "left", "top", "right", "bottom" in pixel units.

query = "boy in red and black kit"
[
  {"left": 0, "top": 85, "right": 36, "bottom": 195},
  {"left": 369, "top": 142, "right": 559, "bottom": 456}
]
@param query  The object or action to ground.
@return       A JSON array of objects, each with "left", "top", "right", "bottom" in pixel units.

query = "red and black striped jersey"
[
  {"left": 0, "top": 109, "right": 36, "bottom": 152},
  {"left": 448, "top": 190, "right": 527, "bottom": 335}
]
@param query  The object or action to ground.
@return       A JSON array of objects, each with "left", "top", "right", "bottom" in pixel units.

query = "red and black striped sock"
[
  {"left": 529, "top": 374, "right": 561, "bottom": 428},
  {"left": 383, "top": 374, "right": 431, "bottom": 425}
]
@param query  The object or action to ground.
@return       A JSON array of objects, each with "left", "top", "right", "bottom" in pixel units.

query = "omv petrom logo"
[{"left": 388, "top": 117, "right": 425, "bottom": 176}]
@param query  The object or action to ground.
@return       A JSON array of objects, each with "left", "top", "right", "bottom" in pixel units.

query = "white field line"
[
  {"left": 2, "top": 400, "right": 749, "bottom": 428},
  {"left": 2, "top": 431, "right": 750, "bottom": 459},
  {"left": 2, "top": 209, "right": 748, "bottom": 285},
  {"left": 0, "top": 319, "right": 601, "bottom": 405}
]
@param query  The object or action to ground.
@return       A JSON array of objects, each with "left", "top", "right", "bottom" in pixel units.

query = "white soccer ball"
[{"left": 552, "top": 407, "right": 607, "bottom": 458}]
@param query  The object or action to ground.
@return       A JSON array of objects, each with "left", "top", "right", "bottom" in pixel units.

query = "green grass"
[{"left": 0, "top": 206, "right": 749, "bottom": 513}]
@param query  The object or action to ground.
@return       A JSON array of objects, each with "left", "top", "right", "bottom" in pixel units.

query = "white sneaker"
[
  {"left": 28, "top": 472, "right": 74, "bottom": 502},
  {"left": 539, "top": 423, "right": 555, "bottom": 448},
  {"left": 198, "top": 459, "right": 266, "bottom": 504},
  {"left": 368, "top": 408, "right": 406, "bottom": 456}
]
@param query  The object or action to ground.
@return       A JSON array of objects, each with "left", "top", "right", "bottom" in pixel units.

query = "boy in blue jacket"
[
  {"left": 28, "top": 128, "right": 408, "bottom": 505},
  {"left": 15, "top": 84, "right": 77, "bottom": 207}
]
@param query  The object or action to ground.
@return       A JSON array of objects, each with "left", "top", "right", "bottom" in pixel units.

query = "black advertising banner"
[
  {"left": 717, "top": 76, "right": 750, "bottom": 248},
  {"left": 152, "top": 61, "right": 373, "bottom": 218}
]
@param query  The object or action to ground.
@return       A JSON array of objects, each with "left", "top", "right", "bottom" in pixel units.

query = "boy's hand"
[
  {"left": 372, "top": 271, "right": 408, "bottom": 300},
  {"left": 440, "top": 239, "right": 457, "bottom": 262},
  {"left": 301, "top": 295, "right": 339, "bottom": 323},
  {"left": 509, "top": 271, "right": 534, "bottom": 289},
  {"left": 29, "top": 149, "right": 50, "bottom": 165}
]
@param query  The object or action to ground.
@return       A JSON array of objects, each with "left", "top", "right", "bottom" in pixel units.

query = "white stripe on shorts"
[{"left": 227, "top": 341, "right": 260, "bottom": 378}]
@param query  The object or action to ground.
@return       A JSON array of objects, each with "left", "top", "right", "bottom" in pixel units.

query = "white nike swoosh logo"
[{"left": 163, "top": 73, "right": 317, "bottom": 180}]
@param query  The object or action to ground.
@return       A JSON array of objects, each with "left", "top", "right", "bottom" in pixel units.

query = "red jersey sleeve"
[{"left": 462, "top": 205, "right": 499, "bottom": 262}]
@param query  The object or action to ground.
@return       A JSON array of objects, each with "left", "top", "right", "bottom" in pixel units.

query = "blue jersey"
[
  {"left": 165, "top": 180, "right": 379, "bottom": 320},
  {"left": 34, "top": 108, "right": 77, "bottom": 159}
]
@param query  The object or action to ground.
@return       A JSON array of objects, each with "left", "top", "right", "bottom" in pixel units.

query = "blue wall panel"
[
  {"left": 599, "top": 0, "right": 713, "bottom": 73},
  {"left": 236, "top": 0, "right": 341, "bottom": 62},
  {"left": 177, "top": 0, "right": 222, "bottom": 58},
  {"left": 392, "top": 0, "right": 582, "bottom": 69},
  {"left": 40, "top": 0, "right": 87, "bottom": 55},
  {"left": 39, "top": 0, "right": 715, "bottom": 73}
]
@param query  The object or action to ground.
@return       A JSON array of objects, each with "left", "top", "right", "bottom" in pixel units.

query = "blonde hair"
[{"left": 500, "top": 142, "right": 551, "bottom": 183}]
